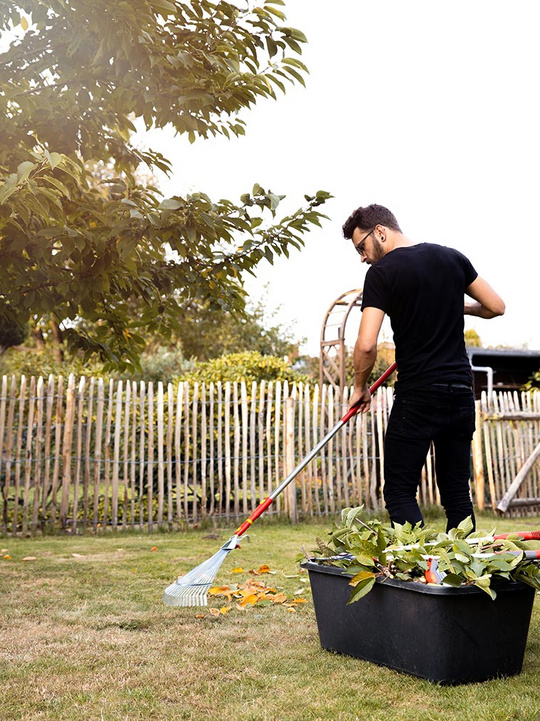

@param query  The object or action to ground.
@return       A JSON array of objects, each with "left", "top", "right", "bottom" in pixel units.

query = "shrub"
[{"left": 176, "top": 351, "right": 308, "bottom": 384}]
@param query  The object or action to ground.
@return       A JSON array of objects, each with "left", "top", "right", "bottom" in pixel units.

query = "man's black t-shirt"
[{"left": 361, "top": 243, "right": 478, "bottom": 393}]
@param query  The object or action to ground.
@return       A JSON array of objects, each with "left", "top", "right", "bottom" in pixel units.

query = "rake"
[{"left": 162, "top": 362, "right": 397, "bottom": 606}]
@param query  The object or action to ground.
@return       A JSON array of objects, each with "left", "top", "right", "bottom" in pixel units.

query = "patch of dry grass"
[{"left": 1, "top": 515, "right": 540, "bottom": 720}]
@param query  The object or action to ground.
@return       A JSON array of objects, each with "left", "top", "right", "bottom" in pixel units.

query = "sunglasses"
[{"left": 354, "top": 228, "right": 375, "bottom": 256}]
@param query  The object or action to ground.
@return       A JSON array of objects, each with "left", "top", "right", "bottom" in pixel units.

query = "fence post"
[
  {"left": 284, "top": 395, "right": 297, "bottom": 522},
  {"left": 60, "top": 374, "right": 76, "bottom": 530},
  {"left": 472, "top": 401, "right": 485, "bottom": 511}
]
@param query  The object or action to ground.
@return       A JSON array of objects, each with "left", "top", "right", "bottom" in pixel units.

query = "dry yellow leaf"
[
  {"left": 22, "top": 556, "right": 37, "bottom": 561},
  {"left": 208, "top": 585, "right": 237, "bottom": 600},
  {"left": 231, "top": 567, "right": 244, "bottom": 573},
  {"left": 208, "top": 608, "right": 220, "bottom": 617},
  {"left": 286, "top": 607, "right": 297, "bottom": 613},
  {"left": 239, "top": 594, "right": 259, "bottom": 607},
  {"left": 20, "top": 16, "right": 29, "bottom": 30},
  {"left": 220, "top": 606, "right": 231, "bottom": 614},
  {"left": 3, "top": 555, "right": 11, "bottom": 560},
  {"left": 150, "top": 546, "right": 158, "bottom": 552}
]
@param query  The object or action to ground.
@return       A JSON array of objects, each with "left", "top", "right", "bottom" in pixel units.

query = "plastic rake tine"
[{"left": 162, "top": 362, "right": 397, "bottom": 607}]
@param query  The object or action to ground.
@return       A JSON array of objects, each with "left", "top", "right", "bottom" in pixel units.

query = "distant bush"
[
  {"left": 176, "top": 351, "right": 308, "bottom": 384},
  {"left": 523, "top": 370, "right": 540, "bottom": 391},
  {"left": 0, "top": 345, "right": 105, "bottom": 379},
  {"left": 0, "top": 342, "right": 195, "bottom": 385},
  {"left": 128, "top": 346, "right": 195, "bottom": 384}
]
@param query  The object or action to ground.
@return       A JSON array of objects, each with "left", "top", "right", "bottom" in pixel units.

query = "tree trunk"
[
  {"left": 51, "top": 320, "right": 64, "bottom": 363},
  {"left": 31, "top": 326, "right": 46, "bottom": 350}
]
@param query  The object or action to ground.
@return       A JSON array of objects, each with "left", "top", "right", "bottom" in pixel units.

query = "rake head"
[{"left": 162, "top": 535, "right": 239, "bottom": 607}]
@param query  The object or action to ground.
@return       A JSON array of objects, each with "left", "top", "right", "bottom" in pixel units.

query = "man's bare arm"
[
  {"left": 465, "top": 277, "right": 505, "bottom": 319},
  {"left": 348, "top": 307, "right": 385, "bottom": 412}
]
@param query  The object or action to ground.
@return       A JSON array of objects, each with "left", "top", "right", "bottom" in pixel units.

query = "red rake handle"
[
  {"left": 494, "top": 531, "right": 540, "bottom": 541},
  {"left": 234, "top": 362, "right": 397, "bottom": 538}
]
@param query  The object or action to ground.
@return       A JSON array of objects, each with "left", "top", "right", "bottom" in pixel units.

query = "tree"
[
  {"left": 0, "top": 315, "right": 27, "bottom": 358},
  {"left": 0, "top": 1, "right": 330, "bottom": 371},
  {"left": 170, "top": 294, "right": 301, "bottom": 361}
]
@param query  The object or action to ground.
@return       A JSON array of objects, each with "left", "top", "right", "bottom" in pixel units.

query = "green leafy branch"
[{"left": 304, "top": 507, "right": 540, "bottom": 603}]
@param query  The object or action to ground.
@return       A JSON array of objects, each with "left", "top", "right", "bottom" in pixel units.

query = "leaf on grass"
[
  {"left": 150, "top": 546, "right": 158, "bottom": 552},
  {"left": 208, "top": 608, "right": 221, "bottom": 617},
  {"left": 208, "top": 585, "right": 236, "bottom": 602},
  {"left": 210, "top": 578, "right": 307, "bottom": 610},
  {"left": 195, "top": 614, "right": 206, "bottom": 619},
  {"left": 220, "top": 606, "right": 231, "bottom": 614},
  {"left": 250, "top": 564, "right": 273, "bottom": 575},
  {"left": 239, "top": 594, "right": 259, "bottom": 607},
  {"left": 231, "top": 567, "right": 244, "bottom": 573},
  {"left": 286, "top": 607, "right": 296, "bottom": 613},
  {"left": 22, "top": 556, "right": 37, "bottom": 561},
  {"left": 72, "top": 553, "right": 84, "bottom": 558},
  {"left": 3, "top": 555, "right": 11, "bottom": 560}
]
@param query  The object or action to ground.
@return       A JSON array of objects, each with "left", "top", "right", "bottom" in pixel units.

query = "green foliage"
[
  {"left": 0, "top": 1, "right": 330, "bottom": 371},
  {"left": 0, "top": 344, "right": 104, "bottom": 379},
  {"left": 177, "top": 350, "right": 307, "bottom": 384},
  {"left": 306, "top": 507, "right": 540, "bottom": 602},
  {"left": 465, "top": 329, "right": 482, "bottom": 347},
  {"left": 175, "top": 294, "right": 301, "bottom": 361},
  {"left": 132, "top": 346, "right": 195, "bottom": 383},
  {"left": 523, "top": 370, "right": 540, "bottom": 391},
  {"left": 0, "top": 315, "right": 27, "bottom": 356},
  {"left": 343, "top": 344, "right": 396, "bottom": 388}
]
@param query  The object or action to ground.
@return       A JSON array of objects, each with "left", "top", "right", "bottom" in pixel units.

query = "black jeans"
[{"left": 383, "top": 384, "right": 476, "bottom": 532}]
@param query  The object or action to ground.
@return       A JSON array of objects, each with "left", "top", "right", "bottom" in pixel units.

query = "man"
[{"left": 343, "top": 204, "right": 505, "bottom": 531}]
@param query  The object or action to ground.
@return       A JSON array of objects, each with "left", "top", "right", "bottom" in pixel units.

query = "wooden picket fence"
[
  {"left": 1, "top": 374, "right": 539, "bottom": 535},
  {"left": 477, "top": 390, "right": 540, "bottom": 515}
]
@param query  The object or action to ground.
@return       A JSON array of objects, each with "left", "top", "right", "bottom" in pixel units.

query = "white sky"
[{"left": 140, "top": 1, "right": 539, "bottom": 355}]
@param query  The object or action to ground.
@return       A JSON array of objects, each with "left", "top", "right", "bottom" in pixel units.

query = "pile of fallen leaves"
[{"left": 196, "top": 564, "right": 308, "bottom": 618}]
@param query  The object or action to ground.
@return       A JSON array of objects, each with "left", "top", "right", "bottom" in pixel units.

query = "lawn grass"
[{"left": 1, "top": 512, "right": 540, "bottom": 721}]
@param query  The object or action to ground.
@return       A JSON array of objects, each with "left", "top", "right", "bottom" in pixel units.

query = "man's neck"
[{"left": 384, "top": 232, "right": 415, "bottom": 255}]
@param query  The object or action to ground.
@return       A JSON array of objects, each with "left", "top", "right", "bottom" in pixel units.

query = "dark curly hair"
[{"left": 342, "top": 204, "right": 402, "bottom": 239}]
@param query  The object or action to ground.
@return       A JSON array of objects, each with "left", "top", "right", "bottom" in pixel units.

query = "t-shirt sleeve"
[
  {"left": 361, "top": 266, "right": 389, "bottom": 313},
  {"left": 454, "top": 249, "right": 478, "bottom": 286}
]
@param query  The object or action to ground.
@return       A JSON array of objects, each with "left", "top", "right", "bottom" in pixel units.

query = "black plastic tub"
[{"left": 303, "top": 561, "right": 536, "bottom": 684}]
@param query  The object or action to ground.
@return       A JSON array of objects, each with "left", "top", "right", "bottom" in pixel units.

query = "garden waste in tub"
[{"left": 300, "top": 508, "right": 540, "bottom": 684}]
